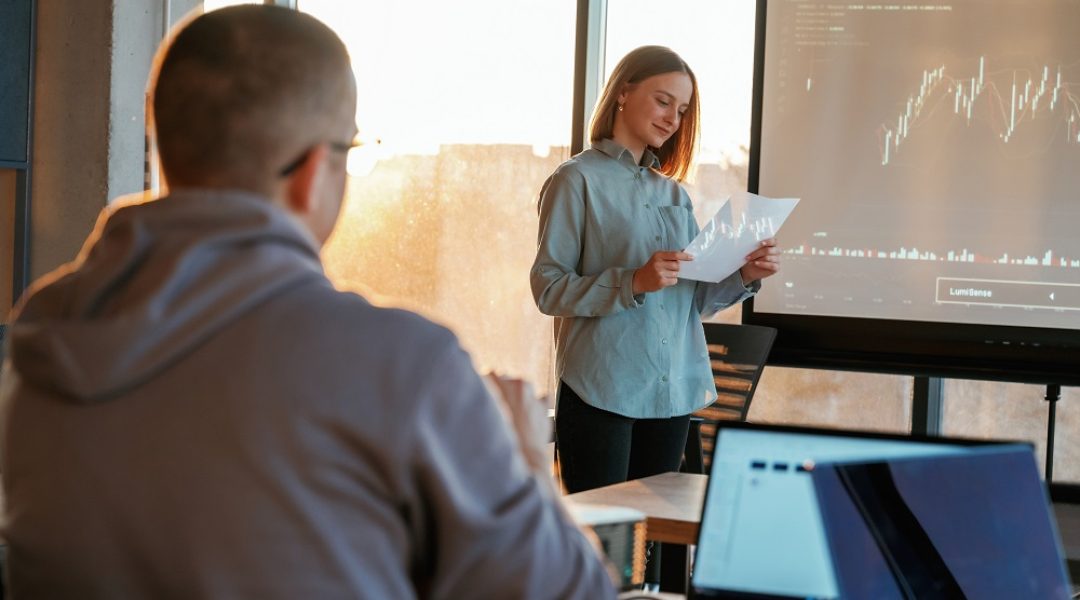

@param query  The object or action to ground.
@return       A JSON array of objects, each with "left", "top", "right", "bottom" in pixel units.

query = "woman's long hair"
[{"left": 589, "top": 45, "right": 700, "bottom": 182}]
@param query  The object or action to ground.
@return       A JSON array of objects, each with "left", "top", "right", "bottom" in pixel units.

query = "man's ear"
[{"left": 285, "top": 144, "right": 329, "bottom": 215}]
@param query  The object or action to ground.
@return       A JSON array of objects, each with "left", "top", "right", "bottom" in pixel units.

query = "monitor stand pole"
[
  {"left": 912, "top": 376, "right": 944, "bottom": 437},
  {"left": 1045, "top": 384, "right": 1061, "bottom": 483}
]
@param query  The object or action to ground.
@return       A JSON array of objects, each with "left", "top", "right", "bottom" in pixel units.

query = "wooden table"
[
  {"left": 566, "top": 472, "right": 707, "bottom": 593},
  {"left": 1054, "top": 501, "right": 1080, "bottom": 583},
  {"left": 565, "top": 472, "right": 706, "bottom": 544}
]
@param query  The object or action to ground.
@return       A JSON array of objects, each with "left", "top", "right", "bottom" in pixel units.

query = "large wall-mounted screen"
[{"left": 745, "top": 0, "right": 1080, "bottom": 383}]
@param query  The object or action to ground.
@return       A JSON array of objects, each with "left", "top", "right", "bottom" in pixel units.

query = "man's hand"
[
  {"left": 484, "top": 374, "right": 621, "bottom": 588},
  {"left": 740, "top": 238, "right": 781, "bottom": 286},
  {"left": 632, "top": 251, "right": 694, "bottom": 294},
  {"left": 483, "top": 374, "right": 550, "bottom": 478}
]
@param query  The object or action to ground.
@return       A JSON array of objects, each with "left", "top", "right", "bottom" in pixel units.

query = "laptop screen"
[
  {"left": 691, "top": 423, "right": 1003, "bottom": 599},
  {"left": 810, "top": 446, "right": 1071, "bottom": 599}
]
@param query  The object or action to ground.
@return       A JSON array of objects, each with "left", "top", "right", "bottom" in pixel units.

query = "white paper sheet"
[{"left": 678, "top": 191, "right": 800, "bottom": 283}]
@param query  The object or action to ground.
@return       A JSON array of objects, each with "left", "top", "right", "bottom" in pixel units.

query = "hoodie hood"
[{"left": 6, "top": 190, "right": 326, "bottom": 403}]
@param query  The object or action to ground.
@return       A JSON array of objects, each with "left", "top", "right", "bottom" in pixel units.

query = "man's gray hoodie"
[{"left": 0, "top": 190, "right": 614, "bottom": 599}]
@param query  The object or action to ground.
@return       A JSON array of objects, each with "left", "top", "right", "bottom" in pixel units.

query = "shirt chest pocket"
[{"left": 657, "top": 205, "right": 695, "bottom": 250}]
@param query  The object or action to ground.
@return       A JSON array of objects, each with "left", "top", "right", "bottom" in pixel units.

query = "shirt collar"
[{"left": 592, "top": 138, "right": 662, "bottom": 169}]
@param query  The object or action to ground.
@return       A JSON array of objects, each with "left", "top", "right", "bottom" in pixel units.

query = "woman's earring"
[{"left": 617, "top": 104, "right": 624, "bottom": 112}]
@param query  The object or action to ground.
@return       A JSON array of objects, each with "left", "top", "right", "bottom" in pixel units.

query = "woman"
[{"left": 530, "top": 45, "right": 780, "bottom": 495}]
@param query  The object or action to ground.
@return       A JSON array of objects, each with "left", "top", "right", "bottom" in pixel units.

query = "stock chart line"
[
  {"left": 697, "top": 212, "right": 779, "bottom": 250},
  {"left": 876, "top": 57, "right": 1080, "bottom": 165},
  {"left": 720, "top": 214, "right": 780, "bottom": 242}
]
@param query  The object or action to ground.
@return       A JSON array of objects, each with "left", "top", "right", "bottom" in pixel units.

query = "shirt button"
[
  {"left": 660, "top": 375, "right": 668, "bottom": 382},
  {"left": 644, "top": 203, "right": 650, "bottom": 209},
  {"left": 654, "top": 236, "right": 661, "bottom": 241},
  {"left": 659, "top": 304, "right": 665, "bottom": 310},
  {"left": 661, "top": 338, "right": 668, "bottom": 345}
]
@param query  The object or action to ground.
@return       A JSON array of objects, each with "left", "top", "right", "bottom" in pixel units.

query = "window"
[
  {"left": 201, "top": 0, "right": 263, "bottom": 11},
  {"left": 301, "top": 0, "right": 576, "bottom": 397}
]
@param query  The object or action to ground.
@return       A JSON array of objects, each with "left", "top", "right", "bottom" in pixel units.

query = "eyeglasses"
[{"left": 278, "top": 138, "right": 363, "bottom": 178}]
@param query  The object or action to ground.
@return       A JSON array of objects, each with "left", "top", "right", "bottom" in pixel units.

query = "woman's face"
[{"left": 615, "top": 71, "right": 693, "bottom": 154}]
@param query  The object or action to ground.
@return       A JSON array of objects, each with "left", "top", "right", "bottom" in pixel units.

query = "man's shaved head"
[{"left": 150, "top": 5, "right": 355, "bottom": 192}]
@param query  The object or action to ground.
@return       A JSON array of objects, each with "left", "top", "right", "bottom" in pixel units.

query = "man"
[{"left": 0, "top": 6, "right": 614, "bottom": 599}]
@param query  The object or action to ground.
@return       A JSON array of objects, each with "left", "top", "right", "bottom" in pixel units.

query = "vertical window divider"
[{"left": 571, "top": 0, "right": 606, "bottom": 155}]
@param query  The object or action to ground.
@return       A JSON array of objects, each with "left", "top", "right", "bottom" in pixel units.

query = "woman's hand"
[
  {"left": 632, "top": 251, "right": 694, "bottom": 294},
  {"left": 740, "top": 238, "right": 781, "bottom": 286}
]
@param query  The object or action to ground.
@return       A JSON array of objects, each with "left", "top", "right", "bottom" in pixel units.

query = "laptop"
[
  {"left": 689, "top": 422, "right": 1015, "bottom": 599},
  {"left": 810, "top": 445, "right": 1072, "bottom": 599}
]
